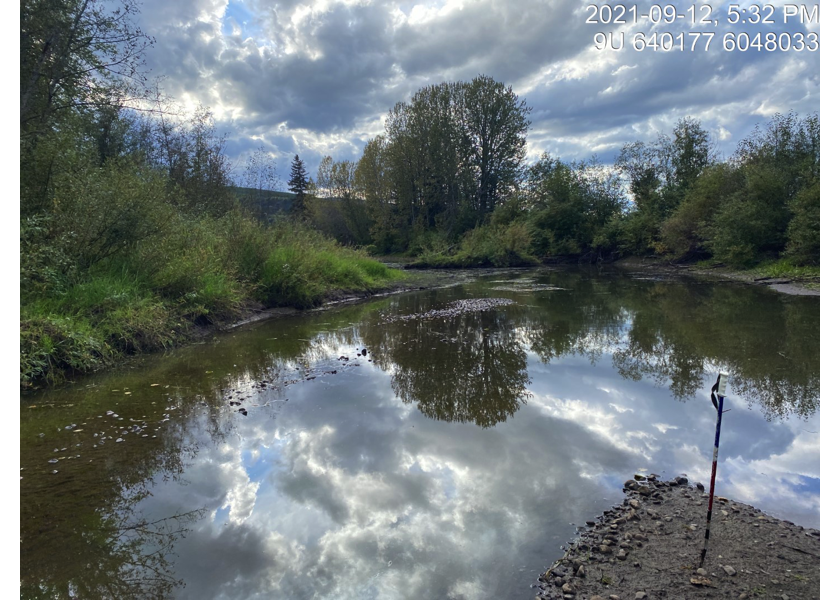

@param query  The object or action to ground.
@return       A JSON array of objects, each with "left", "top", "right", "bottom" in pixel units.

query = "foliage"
[
  {"left": 288, "top": 154, "right": 309, "bottom": 217},
  {"left": 659, "top": 163, "right": 740, "bottom": 259},
  {"left": 784, "top": 179, "right": 820, "bottom": 265},
  {"left": 413, "top": 222, "right": 538, "bottom": 268},
  {"left": 525, "top": 155, "right": 625, "bottom": 258}
]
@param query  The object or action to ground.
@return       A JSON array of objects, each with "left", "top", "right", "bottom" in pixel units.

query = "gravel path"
[{"left": 534, "top": 475, "right": 819, "bottom": 600}]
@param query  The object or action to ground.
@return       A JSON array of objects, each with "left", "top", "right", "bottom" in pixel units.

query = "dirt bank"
[
  {"left": 534, "top": 475, "right": 819, "bottom": 600},
  {"left": 223, "top": 267, "right": 491, "bottom": 330},
  {"left": 613, "top": 257, "right": 819, "bottom": 297}
]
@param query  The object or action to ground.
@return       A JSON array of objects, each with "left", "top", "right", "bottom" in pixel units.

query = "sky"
[{"left": 132, "top": 0, "right": 820, "bottom": 186}]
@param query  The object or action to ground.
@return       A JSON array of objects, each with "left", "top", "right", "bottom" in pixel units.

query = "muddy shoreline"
[
  {"left": 612, "top": 257, "right": 819, "bottom": 297},
  {"left": 534, "top": 475, "right": 819, "bottom": 600}
]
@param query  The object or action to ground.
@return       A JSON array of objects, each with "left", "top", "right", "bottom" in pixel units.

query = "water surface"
[{"left": 20, "top": 267, "right": 819, "bottom": 599}]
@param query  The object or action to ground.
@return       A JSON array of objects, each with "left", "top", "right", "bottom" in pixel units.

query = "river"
[{"left": 20, "top": 266, "right": 819, "bottom": 599}]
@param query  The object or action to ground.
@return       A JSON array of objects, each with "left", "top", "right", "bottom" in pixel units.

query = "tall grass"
[
  {"left": 21, "top": 207, "right": 401, "bottom": 387},
  {"left": 412, "top": 222, "right": 538, "bottom": 268}
]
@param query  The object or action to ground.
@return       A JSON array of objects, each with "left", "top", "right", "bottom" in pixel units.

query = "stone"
[
  {"left": 696, "top": 568, "right": 707, "bottom": 576},
  {"left": 675, "top": 476, "right": 688, "bottom": 485},
  {"left": 629, "top": 499, "right": 640, "bottom": 509},
  {"left": 617, "top": 550, "right": 628, "bottom": 560},
  {"left": 634, "top": 474, "right": 646, "bottom": 481},
  {"left": 696, "top": 483, "right": 705, "bottom": 492},
  {"left": 723, "top": 565, "right": 737, "bottom": 576},
  {"left": 561, "top": 583, "right": 574, "bottom": 594},
  {"left": 635, "top": 592, "right": 648, "bottom": 599},
  {"left": 576, "top": 565, "right": 585, "bottom": 578}
]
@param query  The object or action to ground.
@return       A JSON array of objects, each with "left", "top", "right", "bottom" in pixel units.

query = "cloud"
[{"left": 132, "top": 0, "right": 818, "bottom": 181}]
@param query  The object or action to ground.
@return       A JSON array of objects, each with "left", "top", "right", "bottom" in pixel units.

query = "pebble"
[{"left": 723, "top": 565, "right": 737, "bottom": 576}]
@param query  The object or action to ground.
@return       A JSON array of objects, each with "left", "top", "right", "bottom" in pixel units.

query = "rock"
[
  {"left": 629, "top": 499, "right": 640, "bottom": 509},
  {"left": 599, "top": 545, "right": 613, "bottom": 554},
  {"left": 575, "top": 565, "right": 585, "bottom": 578},
  {"left": 561, "top": 582, "right": 574, "bottom": 594},
  {"left": 675, "top": 476, "right": 688, "bottom": 485},
  {"left": 624, "top": 480, "right": 639, "bottom": 490},
  {"left": 723, "top": 565, "right": 737, "bottom": 576},
  {"left": 634, "top": 474, "right": 646, "bottom": 481},
  {"left": 696, "top": 482, "right": 705, "bottom": 492},
  {"left": 635, "top": 592, "right": 647, "bottom": 599},
  {"left": 696, "top": 568, "right": 706, "bottom": 576},
  {"left": 617, "top": 550, "right": 628, "bottom": 560},
  {"left": 690, "top": 576, "right": 713, "bottom": 586}
]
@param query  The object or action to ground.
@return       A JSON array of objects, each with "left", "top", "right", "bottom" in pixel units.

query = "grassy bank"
[
  {"left": 21, "top": 213, "right": 401, "bottom": 388},
  {"left": 407, "top": 223, "right": 540, "bottom": 268}
]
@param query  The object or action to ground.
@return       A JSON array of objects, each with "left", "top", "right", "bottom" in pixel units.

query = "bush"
[
  {"left": 784, "top": 179, "right": 819, "bottom": 265},
  {"left": 709, "top": 164, "right": 789, "bottom": 267},
  {"left": 659, "top": 164, "right": 740, "bottom": 260},
  {"left": 413, "top": 223, "right": 537, "bottom": 267},
  {"left": 51, "top": 158, "right": 175, "bottom": 271}
]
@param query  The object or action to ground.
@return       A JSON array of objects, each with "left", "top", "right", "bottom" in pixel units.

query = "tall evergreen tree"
[{"left": 288, "top": 154, "right": 308, "bottom": 216}]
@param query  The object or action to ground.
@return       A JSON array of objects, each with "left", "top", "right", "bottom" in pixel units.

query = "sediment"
[{"left": 534, "top": 475, "right": 819, "bottom": 600}]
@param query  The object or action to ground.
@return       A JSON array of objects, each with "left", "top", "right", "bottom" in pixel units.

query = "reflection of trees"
[
  {"left": 19, "top": 428, "right": 203, "bottom": 599},
  {"left": 519, "top": 271, "right": 819, "bottom": 420},
  {"left": 360, "top": 296, "right": 531, "bottom": 427},
  {"left": 20, "top": 270, "right": 819, "bottom": 597}
]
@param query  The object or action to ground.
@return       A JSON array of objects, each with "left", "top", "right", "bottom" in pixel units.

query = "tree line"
[{"left": 289, "top": 87, "right": 818, "bottom": 269}]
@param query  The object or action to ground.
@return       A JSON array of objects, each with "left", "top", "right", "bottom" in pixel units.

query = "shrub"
[{"left": 784, "top": 180, "right": 820, "bottom": 265}]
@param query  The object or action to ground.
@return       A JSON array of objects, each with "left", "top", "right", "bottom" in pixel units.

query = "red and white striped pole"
[{"left": 700, "top": 372, "right": 728, "bottom": 568}]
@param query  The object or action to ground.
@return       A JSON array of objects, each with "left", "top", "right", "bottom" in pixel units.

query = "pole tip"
[{"left": 718, "top": 373, "right": 728, "bottom": 396}]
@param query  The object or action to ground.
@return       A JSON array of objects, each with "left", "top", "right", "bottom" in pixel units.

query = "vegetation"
[
  {"left": 19, "top": 0, "right": 399, "bottom": 387},
  {"left": 19, "top": 0, "right": 819, "bottom": 386},
  {"left": 299, "top": 91, "right": 817, "bottom": 272}
]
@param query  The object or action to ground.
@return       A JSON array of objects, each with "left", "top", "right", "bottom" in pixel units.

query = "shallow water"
[{"left": 20, "top": 267, "right": 819, "bottom": 599}]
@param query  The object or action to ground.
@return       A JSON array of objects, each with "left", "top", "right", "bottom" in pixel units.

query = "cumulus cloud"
[{"left": 132, "top": 0, "right": 819, "bottom": 181}]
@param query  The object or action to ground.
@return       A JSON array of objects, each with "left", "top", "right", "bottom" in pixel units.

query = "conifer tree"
[{"left": 288, "top": 154, "right": 308, "bottom": 216}]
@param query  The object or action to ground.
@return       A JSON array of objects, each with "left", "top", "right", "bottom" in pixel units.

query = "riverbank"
[
  {"left": 612, "top": 257, "right": 819, "bottom": 297},
  {"left": 534, "top": 475, "right": 819, "bottom": 600},
  {"left": 20, "top": 262, "right": 499, "bottom": 389}
]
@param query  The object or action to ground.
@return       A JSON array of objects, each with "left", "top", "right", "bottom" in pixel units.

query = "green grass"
[
  {"left": 21, "top": 215, "right": 402, "bottom": 387},
  {"left": 410, "top": 222, "right": 539, "bottom": 268},
  {"left": 748, "top": 258, "right": 820, "bottom": 280}
]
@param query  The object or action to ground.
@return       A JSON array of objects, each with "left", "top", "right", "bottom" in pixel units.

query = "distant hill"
[{"left": 230, "top": 186, "right": 296, "bottom": 222}]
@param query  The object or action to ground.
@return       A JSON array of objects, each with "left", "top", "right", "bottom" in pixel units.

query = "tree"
[
  {"left": 463, "top": 75, "right": 531, "bottom": 218},
  {"left": 20, "top": 0, "right": 153, "bottom": 135},
  {"left": 288, "top": 154, "right": 308, "bottom": 217},
  {"left": 383, "top": 76, "right": 531, "bottom": 238}
]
